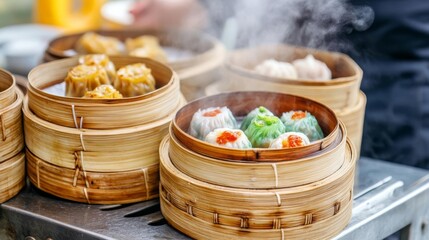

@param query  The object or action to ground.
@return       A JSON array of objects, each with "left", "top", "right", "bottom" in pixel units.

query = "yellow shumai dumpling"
[
  {"left": 65, "top": 65, "right": 110, "bottom": 97},
  {"left": 79, "top": 54, "right": 117, "bottom": 82},
  {"left": 83, "top": 85, "right": 123, "bottom": 99},
  {"left": 113, "top": 63, "right": 156, "bottom": 97},
  {"left": 126, "top": 36, "right": 168, "bottom": 63},
  {"left": 75, "top": 32, "right": 123, "bottom": 55}
]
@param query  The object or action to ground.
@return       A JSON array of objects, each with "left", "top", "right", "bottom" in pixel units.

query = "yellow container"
[{"left": 34, "top": 0, "right": 106, "bottom": 32}]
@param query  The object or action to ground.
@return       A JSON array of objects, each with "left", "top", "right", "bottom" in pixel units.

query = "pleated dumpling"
[
  {"left": 240, "top": 106, "right": 273, "bottom": 131},
  {"left": 205, "top": 128, "right": 252, "bottom": 149},
  {"left": 281, "top": 110, "right": 324, "bottom": 142},
  {"left": 79, "top": 54, "right": 116, "bottom": 82},
  {"left": 189, "top": 107, "right": 237, "bottom": 140},
  {"left": 126, "top": 35, "right": 168, "bottom": 63},
  {"left": 65, "top": 65, "right": 110, "bottom": 97},
  {"left": 292, "top": 55, "right": 332, "bottom": 81},
  {"left": 269, "top": 132, "right": 310, "bottom": 149},
  {"left": 254, "top": 59, "right": 298, "bottom": 79},
  {"left": 75, "top": 32, "right": 123, "bottom": 55},
  {"left": 83, "top": 85, "right": 123, "bottom": 99},
  {"left": 244, "top": 114, "right": 285, "bottom": 148},
  {"left": 113, "top": 63, "right": 156, "bottom": 97}
]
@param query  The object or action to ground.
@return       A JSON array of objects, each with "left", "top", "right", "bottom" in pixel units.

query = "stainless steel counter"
[{"left": 1, "top": 157, "right": 429, "bottom": 240}]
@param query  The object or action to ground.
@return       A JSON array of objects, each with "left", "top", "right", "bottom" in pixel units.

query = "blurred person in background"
[{"left": 133, "top": 0, "right": 429, "bottom": 170}]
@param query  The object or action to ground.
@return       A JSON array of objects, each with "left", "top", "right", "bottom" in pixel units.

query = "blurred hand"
[{"left": 130, "top": 0, "right": 207, "bottom": 30}]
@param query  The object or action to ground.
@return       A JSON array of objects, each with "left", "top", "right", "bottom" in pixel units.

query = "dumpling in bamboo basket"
[
  {"left": 113, "top": 63, "right": 156, "bottom": 97},
  {"left": 79, "top": 54, "right": 117, "bottom": 82},
  {"left": 83, "top": 85, "right": 123, "bottom": 99},
  {"left": 189, "top": 106, "right": 237, "bottom": 140},
  {"left": 292, "top": 54, "right": 332, "bottom": 81},
  {"left": 126, "top": 35, "right": 168, "bottom": 63},
  {"left": 65, "top": 64, "right": 110, "bottom": 97},
  {"left": 244, "top": 114, "right": 286, "bottom": 148},
  {"left": 281, "top": 110, "right": 324, "bottom": 142},
  {"left": 204, "top": 128, "right": 252, "bottom": 149},
  {"left": 269, "top": 132, "right": 310, "bottom": 149},
  {"left": 240, "top": 106, "right": 273, "bottom": 131},
  {"left": 75, "top": 32, "right": 123, "bottom": 55},
  {"left": 254, "top": 59, "right": 298, "bottom": 79}
]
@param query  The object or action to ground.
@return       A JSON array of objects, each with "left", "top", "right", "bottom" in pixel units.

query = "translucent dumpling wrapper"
[
  {"left": 75, "top": 32, "right": 123, "bottom": 55},
  {"left": 254, "top": 59, "right": 298, "bottom": 79},
  {"left": 281, "top": 111, "right": 324, "bottom": 142},
  {"left": 65, "top": 65, "right": 110, "bottom": 97},
  {"left": 269, "top": 132, "right": 310, "bottom": 149},
  {"left": 292, "top": 55, "right": 332, "bottom": 81},
  {"left": 83, "top": 85, "right": 123, "bottom": 99},
  {"left": 79, "top": 54, "right": 117, "bottom": 82},
  {"left": 113, "top": 63, "right": 156, "bottom": 97},
  {"left": 244, "top": 114, "right": 285, "bottom": 148},
  {"left": 126, "top": 36, "right": 168, "bottom": 63},
  {"left": 240, "top": 106, "right": 273, "bottom": 131},
  {"left": 205, "top": 128, "right": 252, "bottom": 149},
  {"left": 189, "top": 107, "right": 237, "bottom": 140}
]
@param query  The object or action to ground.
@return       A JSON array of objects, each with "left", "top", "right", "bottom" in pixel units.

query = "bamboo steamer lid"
[
  {"left": 23, "top": 95, "right": 186, "bottom": 172},
  {"left": 0, "top": 152, "right": 25, "bottom": 203},
  {"left": 26, "top": 149, "right": 159, "bottom": 205},
  {"left": 0, "top": 88, "right": 24, "bottom": 162},
  {"left": 28, "top": 56, "right": 181, "bottom": 129},
  {"left": 167, "top": 121, "right": 347, "bottom": 189},
  {"left": 224, "top": 44, "right": 363, "bottom": 111},
  {"left": 159, "top": 138, "right": 356, "bottom": 239},
  {"left": 0, "top": 68, "right": 16, "bottom": 109}
]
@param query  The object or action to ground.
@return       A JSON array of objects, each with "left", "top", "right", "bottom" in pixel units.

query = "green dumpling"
[
  {"left": 244, "top": 114, "right": 285, "bottom": 148},
  {"left": 240, "top": 106, "right": 274, "bottom": 131},
  {"left": 281, "top": 111, "right": 324, "bottom": 141}
]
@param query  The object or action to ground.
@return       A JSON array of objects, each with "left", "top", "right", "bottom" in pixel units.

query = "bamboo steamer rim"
[
  {"left": 336, "top": 91, "right": 367, "bottom": 117},
  {"left": 0, "top": 87, "right": 23, "bottom": 117},
  {"left": 172, "top": 91, "right": 339, "bottom": 162},
  {"left": 28, "top": 56, "right": 176, "bottom": 104},
  {"left": 0, "top": 68, "right": 16, "bottom": 107},
  {"left": 22, "top": 95, "right": 174, "bottom": 136},
  {"left": 225, "top": 44, "right": 363, "bottom": 86},
  {"left": 46, "top": 29, "right": 222, "bottom": 69},
  {"left": 160, "top": 137, "right": 356, "bottom": 196},
  {"left": 164, "top": 121, "right": 346, "bottom": 189}
]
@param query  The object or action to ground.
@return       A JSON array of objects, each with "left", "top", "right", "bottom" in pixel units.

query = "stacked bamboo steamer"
[
  {"left": 0, "top": 69, "right": 25, "bottom": 203},
  {"left": 160, "top": 92, "right": 357, "bottom": 239},
  {"left": 206, "top": 44, "right": 366, "bottom": 155},
  {"left": 44, "top": 29, "right": 225, "bottom": 101},
  {"left": 24, "top": 56, "right": 185, "bottom": 204}
]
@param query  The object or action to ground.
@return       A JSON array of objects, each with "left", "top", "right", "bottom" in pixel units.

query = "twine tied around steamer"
[
  {"left": 71, "top": 104, "right": 91, "bottom": 203},
  {"left": 0, "top": 114, "right": 6, "bottom": 141}
]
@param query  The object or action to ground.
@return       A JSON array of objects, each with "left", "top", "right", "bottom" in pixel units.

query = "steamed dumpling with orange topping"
[
  {"left": 269, "top": 132, "right": 310, "bottom": 149},
  {"left": 205, "top": 128, "right": 252, "bottom": 149},
  {"left": 292, "top": 55, "right": 332, "bottom": 81},
  {"left": 254, "top": 59, "right": 298, "bottom": 79},
  {"left": 113, "top": 63, "right": 156, "bottom": 97},
  {"left": 189, "top": 107, "right": 237, "bottom": 140},
  {"left": 281, "top": 110, "right": 324, "bottom": 141},
  {"left": 65, "top": 65, "right": 110, "bottom": 97}
]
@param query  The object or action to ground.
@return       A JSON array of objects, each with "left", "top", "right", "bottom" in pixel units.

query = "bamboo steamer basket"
[
  {"left": 0, "top": 69, "right": 16, "bottom": 109},
  {"left": 337, "top": 91, "right": 366, "bottom": 156},
  {"left": 172, "top": 91, "right": 339, "bottom": 161},
  {"left": 167, "top": 121, "right": 346, "bottom": 189},
  {"left": 44, "top": 29, "right": 225, "bottom": 101},
  {"left": 23, "top": 95, "right": 186, "bottom": 172},
  {"left": 0, "top": 152, "right": 25, "bottom": 203},
  {"left": 26, "top": 149, "right": 159, "bottom": 204},
  {"left": 159, "top": 137, "right": 356, "bottom": 239},
  {"left": 28, "top": 56, "right": 181, "bottom": 129},
  {"left": 0, "top": 88, "right": 24, "bottom": 162},
  {"left": 224, "top": 44, "right": 363, "bottom": 111}
]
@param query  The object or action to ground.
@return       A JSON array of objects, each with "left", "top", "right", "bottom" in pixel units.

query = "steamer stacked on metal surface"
[
  {"left": 160, "top": 92, "right": 357, "bottom": 240},
  {"left": 44, "top": 29, "right": 225, "bottom": 101},
  {"left": 24, "top": 56, "right": 184, "bottom": 204},
  {"left": 206, "top": 45, "right": 366, "bottom": 155},
  {"left": 0, "top": 69, "right": 25, "bottom": 203}
]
